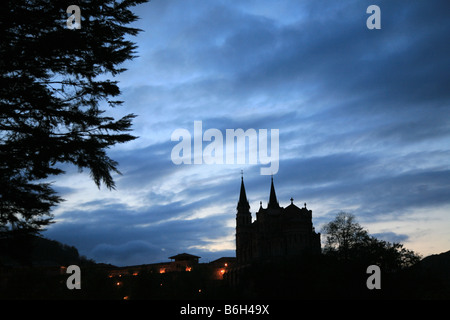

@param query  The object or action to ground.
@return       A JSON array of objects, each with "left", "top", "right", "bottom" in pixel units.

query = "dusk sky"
[{"left": 44, "top": 0, "right": 450, "bottom": 266}]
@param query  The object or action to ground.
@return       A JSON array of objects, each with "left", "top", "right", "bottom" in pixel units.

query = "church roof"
[
  {"left": 284, "top": 200, "right": 312, "bottom": 220},
  {"left": 284, "top": 202, "right": 304, "bottom": 215},
  {"left": 285, "top": 202, "right": 301, "bottom": 210}
]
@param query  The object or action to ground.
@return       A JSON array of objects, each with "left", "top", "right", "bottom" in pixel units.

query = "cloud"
[
  {"left": 91, "top": 241, "right": 164, "bottom": 266},
  {"left": 43, "top": 0, "right": 450, "bottom": 263},
  {"left": 45, "top": 189, "right": 238, "bottom": 265},
  {"left": 371, "top": 232, "right": 409, "bottom": 244}
]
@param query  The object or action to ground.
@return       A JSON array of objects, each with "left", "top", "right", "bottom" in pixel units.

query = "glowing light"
[
  {"left": 159, "top": 268, "right": 166, "bottom": 274},
  {"left": 186, "top": 266, "right": 192, "bottom": 272}
]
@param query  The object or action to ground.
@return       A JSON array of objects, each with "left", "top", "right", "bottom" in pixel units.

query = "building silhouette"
[
  {"left": 107, "top": 253, "right": 235, "bottom": 280},
  {"left": 236, "top": 176, "right": 321, "bottom": 265}
]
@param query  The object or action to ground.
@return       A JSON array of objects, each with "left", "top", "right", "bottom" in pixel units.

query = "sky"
[{"left": 44, "top": 0, "right": 450, "bottom": 266}]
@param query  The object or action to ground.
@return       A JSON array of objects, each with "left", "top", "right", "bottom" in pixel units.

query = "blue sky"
[{"left": 44, "top": 0, "right": 450, "bottom": 266}]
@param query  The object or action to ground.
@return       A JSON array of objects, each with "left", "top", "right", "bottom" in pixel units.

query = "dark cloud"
[
  {"left": 371, "top": 232, "right": 409, "bottom": 244},
  {"left": 112, "top": 141, "right": 180, "bottom": 190},
  {"left": 285, "top": 168, "right": 450, "bottom": 222},
  {"left": 91, "top": 241, "right": 164, "bottom": 266}
]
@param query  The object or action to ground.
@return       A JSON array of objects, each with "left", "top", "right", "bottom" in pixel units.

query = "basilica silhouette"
[{"left": 236, "top": 176, "right": 321, "bottom": 265}]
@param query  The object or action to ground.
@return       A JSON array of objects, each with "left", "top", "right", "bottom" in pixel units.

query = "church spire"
[
  {"left": 268, "top": 175, "right": 280, "bottom": 209},
  {"left": 237, "top": 174, "right": 250, "bottom": 211}
]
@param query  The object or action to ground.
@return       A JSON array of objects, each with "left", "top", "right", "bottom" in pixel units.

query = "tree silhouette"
[
  {"left": 0, "top": 0, "right": 147, "bottom": 238},
  {"left": 322, "top": 212, "right": 421, "bottom": 270},
  {"left": 322, "top": 212, "right": 368, "bottom": 260}
]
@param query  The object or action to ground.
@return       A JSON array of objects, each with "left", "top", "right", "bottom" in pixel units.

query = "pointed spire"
[
  {"left": 237, "top": 174, "right": 250, "bottom": 211},
  {"left": 268, "top": 176, "right": 280, "bottom": 209}
]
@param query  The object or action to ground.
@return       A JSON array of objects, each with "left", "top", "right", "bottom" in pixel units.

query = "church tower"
[{"left": 236, "top": 175, "right": 251, "bottom": 264}]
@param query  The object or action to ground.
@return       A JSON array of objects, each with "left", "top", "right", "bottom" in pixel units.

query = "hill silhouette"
[
  {"left": 0, "top": 234, "right": 94, "bottom": 267},
  {"left": 401, "top": 250, "right": 450, "bottom": 299},
  {"left": 417, "top": 250, "right": 450, "bottom": 275}
]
